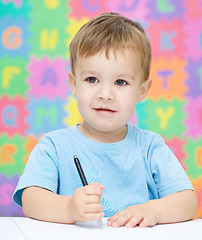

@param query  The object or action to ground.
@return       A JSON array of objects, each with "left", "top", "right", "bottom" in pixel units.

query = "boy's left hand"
[{"left": 107, "top": 200, "right": 159, "bottom": 228}]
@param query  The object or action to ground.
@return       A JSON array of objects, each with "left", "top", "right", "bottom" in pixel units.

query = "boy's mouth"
[{"left": 94, "top": 107, "right": 116, "bottom": 113}]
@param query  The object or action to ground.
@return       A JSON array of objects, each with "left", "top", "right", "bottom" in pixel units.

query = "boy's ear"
[
  {"left": 68, "top": 71, "right": 77, "bottom": 96},
  {"left": 138, "top": 78, "right": 153, "bottom": 102}
]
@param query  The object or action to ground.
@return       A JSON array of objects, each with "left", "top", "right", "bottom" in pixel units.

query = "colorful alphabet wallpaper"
[{"left": 0, "top": 0, "right": 202, "bottom": 218}]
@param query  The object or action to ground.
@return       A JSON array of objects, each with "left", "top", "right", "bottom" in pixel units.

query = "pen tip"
[{"left": 74, "top": 155, "right": 77, "bottom": 159}]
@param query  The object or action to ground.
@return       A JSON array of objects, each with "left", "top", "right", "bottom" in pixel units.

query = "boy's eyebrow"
[
  {"left": 80, "top": 70, "right": 99, "bottom": 77},
  {"left": 80, "top": 70, "right": 135, "bottom": 80},
  {"left": 116, "top": 73, "right": 135, "bottom": 81}
]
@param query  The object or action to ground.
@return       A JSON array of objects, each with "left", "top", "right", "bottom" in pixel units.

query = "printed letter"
[
  {"left": 44, "top": 0, "right": 59, "bottom": 8},
  {"left": 0, "top": 183, "right": 13, "bottom": 205},
  {"left": 2, "top": 0, "right": 22, "bottom": 8},
  {"left": 157, "top": 0, "right": 175, "bottom": 13},
  {"left": 2, "top": 66, "right": 20, "bottom": 89},
  {"left": 0, "top": 144, "right": 16, "bottom": 166},
  {"left": 156, "top": 107, "right": 175, "bottom": 129},
  {"left": 36, "top": 106, "right": 57, "bottom": 127},
  {"left": 40, "top": 29, "right": 58, "bottom": 50},
  {"left": 41, "top": 68, "right": 57, "bottom": 86},
  {"left": 83, "top": 0, "right": 100, "bottom": 11},
  {"left": 161, "top": 31, "right": 176, "bottom": 51},
  {"left": 2, "top": 106, "right": 18, "bottom": 127},
  {"left": 2, "top": 26, "right": 22, "bottom": 49},
  {"left": 157, "top": 70, "right": 173, "bottom": 88}
]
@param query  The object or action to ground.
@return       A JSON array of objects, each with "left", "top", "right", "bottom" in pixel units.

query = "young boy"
[{"left": 13, "top": 13, "right": 197, "bottom": 228}]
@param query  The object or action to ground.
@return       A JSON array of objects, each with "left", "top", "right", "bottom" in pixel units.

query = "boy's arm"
[
  {"left": 22, "top": 186, "right": 74, "bottom": 223},
  {"left": 152, "top": 189, "right": 197, "bottom": 225},
  {"left": 107, "top": 190, "right": 198, "bottom": 228},
  {"left": 22, "top": 183, "right": 104, "bottom": 224}
]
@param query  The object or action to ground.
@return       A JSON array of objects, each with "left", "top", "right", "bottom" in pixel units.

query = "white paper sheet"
[
  {"left": 0, "top": 217, "right": 26, "bottom": 240},
  {"left": 10, "top": 217, "right": 202, "bottom": 240}
]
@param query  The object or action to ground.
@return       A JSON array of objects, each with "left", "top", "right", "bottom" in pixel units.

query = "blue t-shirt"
[{"left": 13, "top": 124, "right": 193, "bottom": 217}]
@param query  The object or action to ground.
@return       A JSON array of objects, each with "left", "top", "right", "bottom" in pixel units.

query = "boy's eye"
[
  {"left": 86, "top": 77, "right": 99, "bottom": 83},
  {"left": 115, "top": 79, "right": 128, "bottom": 86}
]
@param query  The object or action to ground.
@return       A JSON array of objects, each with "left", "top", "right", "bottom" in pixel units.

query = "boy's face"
[{"left": 69, "top": 49, "right": 152, "bottom": 142}]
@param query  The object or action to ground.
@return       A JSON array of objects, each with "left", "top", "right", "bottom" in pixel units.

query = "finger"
[
  {"left": 125, "top": 215, "right": 143, "bottom": 228},
  {"left": 139, "top": 217, "right": 157, "bottom": 228},
  {"left": 107, "top": 212, "right": 120, "bottom": 225},
  {"left": 111, "top": 216, "right": 131, "bottom": 227},
  {"left": 85, "top": 203, "right": 103, "bottom": 213},
  {"left": 108, "top": 211, "right": 131, "bottom": 227},
  {"left": 84, "top": 183, "right": 104, "bottom": 196},
  {"left": 84, "top": 195, "right": 102, "bottom": 204},
  {"left": 90, "top": 182, "right": 104, "bottom": 189}
]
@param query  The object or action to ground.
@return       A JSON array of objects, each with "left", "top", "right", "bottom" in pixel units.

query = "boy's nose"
[{"left": 97, "top": 86, "right": 114, "bottom": 101}]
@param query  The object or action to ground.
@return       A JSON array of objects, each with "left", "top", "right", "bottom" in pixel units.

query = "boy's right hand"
[{"left": 68, "top": 182, "right": 104, "bottom": 223}]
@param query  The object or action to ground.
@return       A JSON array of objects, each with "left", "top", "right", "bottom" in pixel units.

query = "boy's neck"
[{"left": 77, "top": 123, "right": 128, "bottom": 143}]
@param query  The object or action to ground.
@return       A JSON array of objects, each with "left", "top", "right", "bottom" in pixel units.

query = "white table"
[{"left": 0, "top": 217, "right": 202, "bottom": 240}]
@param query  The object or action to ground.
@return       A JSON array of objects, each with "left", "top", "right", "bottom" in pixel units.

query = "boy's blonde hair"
[{"left": 69, "top": 12, "right": 151, "bottom": 81}]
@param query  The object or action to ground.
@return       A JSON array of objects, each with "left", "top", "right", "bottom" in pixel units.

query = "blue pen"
[{"left": 74, "top": 155, "right": 103, "bottom": 228}]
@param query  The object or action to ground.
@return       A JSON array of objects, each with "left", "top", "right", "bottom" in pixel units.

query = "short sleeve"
[
  {"left": 13, "top": 135, "right": 59, "bottom": 206},
  {"left": 150, "top": 141, "right": 193, "bottom": 198}
]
